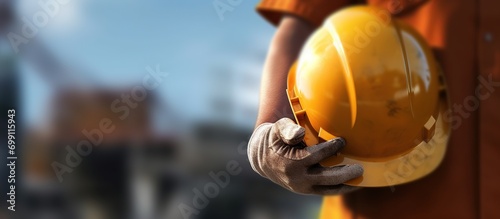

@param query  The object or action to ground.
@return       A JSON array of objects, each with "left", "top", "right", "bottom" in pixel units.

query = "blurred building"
[{"left": 20, "top": 88, "right": 180, "bottom": 219}]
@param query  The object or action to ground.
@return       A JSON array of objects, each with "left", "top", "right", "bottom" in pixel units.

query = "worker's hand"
[{"left": 248, "top": 118, "right": 364, "bottom": 195}]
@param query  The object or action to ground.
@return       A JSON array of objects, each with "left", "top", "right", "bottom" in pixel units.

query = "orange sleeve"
[{"left": 256, "top": 0, "right": 355, "bottom": 27}]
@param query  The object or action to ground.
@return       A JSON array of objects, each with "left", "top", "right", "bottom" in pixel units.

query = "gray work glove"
[{"left": 248, "top": 118, "right": 364, "bottom": 195}]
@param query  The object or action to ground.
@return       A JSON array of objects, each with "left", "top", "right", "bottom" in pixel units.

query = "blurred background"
[{"left": 0, "top": 0, "right": 322, "bottom": 218}]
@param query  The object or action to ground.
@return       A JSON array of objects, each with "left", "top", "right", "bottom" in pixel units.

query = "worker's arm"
[
  {"left": 248, "top": 15, "right": 363, "bottom": 195},
  {"left": 255, "top": 15, "right": 314, "bottom": 125}
]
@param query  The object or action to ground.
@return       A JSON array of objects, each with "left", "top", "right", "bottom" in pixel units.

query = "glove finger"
[
  {"left": 303, "top": 138, "right": 345, "bottom": 165},
  {"left": 308, "top": 164, "right": 364, "bottom": 185},
  {"left": 273, "top": 118, "right": 305, "bottom": 145},
  {"left": 311, "top": 184, "right": 361, "bottom": 195}
]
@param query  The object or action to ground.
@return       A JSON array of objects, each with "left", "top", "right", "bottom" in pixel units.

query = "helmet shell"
[{"left": 287, "top": 6, "right": 450, "bottom": 187}]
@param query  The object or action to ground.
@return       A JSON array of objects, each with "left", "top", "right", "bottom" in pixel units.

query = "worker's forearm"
[{"left": 256, "top": 16, "right": 314, "bottom": 126}]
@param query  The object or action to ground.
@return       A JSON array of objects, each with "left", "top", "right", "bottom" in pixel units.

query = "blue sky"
[{"left": 19, "top": 0, "right": 275, "bottom": 129}]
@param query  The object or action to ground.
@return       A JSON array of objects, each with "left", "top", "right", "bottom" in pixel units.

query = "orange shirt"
[{"left": 257, "top": 0, "right": 500, "bottom": 218}]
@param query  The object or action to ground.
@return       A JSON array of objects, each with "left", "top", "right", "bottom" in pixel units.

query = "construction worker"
[{"left": 248, "top": 0, "right": 500, "bottom": 218}]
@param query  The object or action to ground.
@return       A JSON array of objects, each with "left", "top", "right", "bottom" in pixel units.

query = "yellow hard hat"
[{"left": 286, "top": 6, "right": 450, "bottom": 187}]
